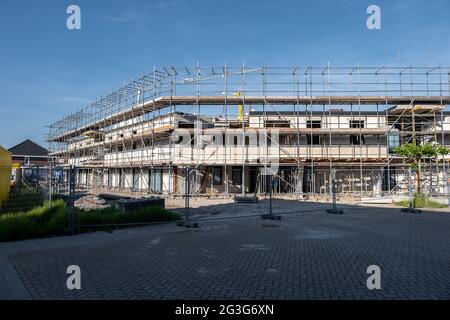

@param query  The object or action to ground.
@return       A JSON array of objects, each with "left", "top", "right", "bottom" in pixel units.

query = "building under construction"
[{"left": 48, "top": 65, "right": 450, "bottom": 198}]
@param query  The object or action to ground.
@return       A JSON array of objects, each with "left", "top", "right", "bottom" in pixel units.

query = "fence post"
[
  {"left": 67, "top": 165, "right": 76, "bottom": 233},
  {"left": 48, "top": 163, "right": 52, "bottom": 203},
  {"left": 185, "top": 167, "right": 190, "bottom": 222},
  {"left": 261, "top": 174, "right": 281, "bottom": 220},
  {"left": 269, "top": 176, "right": 273, "bottom": 216},
  {"left": 326, "top": 169, "right": 343, "bottom": 214},
  {"left": 447, "top": 171, "right": 450, "bottom": 207},
  {"left": 177, "top": 167, "right": 198, "bottom": 228},
  {"left": 428, "top": 163, "right": 432, "bottom": 196}
]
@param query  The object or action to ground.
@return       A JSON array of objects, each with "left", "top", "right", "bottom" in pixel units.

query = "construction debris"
[{"left": 74, "top": 195, "right": 111, "bottom": 211}]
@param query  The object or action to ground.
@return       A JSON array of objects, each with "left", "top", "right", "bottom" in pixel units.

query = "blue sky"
[{"left": 0, "top": 0, "right": 449, "bottom": 148}]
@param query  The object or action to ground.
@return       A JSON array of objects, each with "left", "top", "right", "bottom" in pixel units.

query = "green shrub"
[
  {"left": 395, "top": 193, "right": 447, "bottom": 209},
  {"left": 0, "top": 200, "right": 68, "bottom": 241},
  {"left": 0, "top": 200, "right": 181, "bottom": 242}
]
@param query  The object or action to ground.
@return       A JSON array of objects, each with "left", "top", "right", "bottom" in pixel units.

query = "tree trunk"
[{"left": 416, "top": 160, "right": 421, "bottom": 194}]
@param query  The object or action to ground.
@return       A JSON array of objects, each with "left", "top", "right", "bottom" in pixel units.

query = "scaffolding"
[{"left": 47, "top": 65, "right": 450, "bottom": 199}]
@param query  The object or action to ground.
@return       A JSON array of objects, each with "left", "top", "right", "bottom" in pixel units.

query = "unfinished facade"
[{"left": 48, "top": 65, "right": 450, "bottom": 198}]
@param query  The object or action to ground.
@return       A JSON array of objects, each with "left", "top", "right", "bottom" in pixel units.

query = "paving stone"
[{"left": 3, "top": 203, "right": 450, "bottom": 299}]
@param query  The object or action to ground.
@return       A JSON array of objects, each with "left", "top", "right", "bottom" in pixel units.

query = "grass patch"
[
  {"left": 0, "top": 200, "right": 181, "bottom": 242},
  {"left": 395, "top": 193, "right": 448, "bottom": 209},
  {"left": 0, "top": 199, "right": 67, "bottom": 242}
]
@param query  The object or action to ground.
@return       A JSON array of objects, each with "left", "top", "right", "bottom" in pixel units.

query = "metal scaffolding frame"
[{"left": 47, "top": 65, "right": 450, "bottom": 198}]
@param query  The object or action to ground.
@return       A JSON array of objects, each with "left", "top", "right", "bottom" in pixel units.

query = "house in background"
[
  {"left": 8, "top": 139, "right": 49, "bottom": 186},
  {"left": 9, "top": 139, "right": 48, "bottom": 167}
]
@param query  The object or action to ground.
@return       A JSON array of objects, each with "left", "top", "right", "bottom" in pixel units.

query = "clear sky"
[{"left": 0, "top": 0, "right": 449, "bottom": 148}]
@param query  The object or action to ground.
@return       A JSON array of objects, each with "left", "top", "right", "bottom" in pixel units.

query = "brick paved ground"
[
  {"left": 1, "top": 201, "right": 449, "bottom": 299},
  {"left": 0, "top": 272, "right": 10, "bottom": 299}
]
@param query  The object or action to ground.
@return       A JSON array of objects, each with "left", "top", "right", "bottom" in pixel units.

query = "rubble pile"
[{"left": 74, "top": 195, "right": 111, "bottom": 211}]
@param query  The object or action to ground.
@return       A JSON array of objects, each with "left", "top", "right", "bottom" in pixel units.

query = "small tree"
[
  {"left": 437, "top": 145, "right": 450, "bottom": 158},
  {"left": 394, "top": 143, "right": 450, "bottom": 194},
  {"left": 437, "top": 145, "right": 450, "bottom": 189}
]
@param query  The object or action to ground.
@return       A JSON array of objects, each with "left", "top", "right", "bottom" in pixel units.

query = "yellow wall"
[{"left": 0, "top": 145, "right": 12, "bottom": 207}]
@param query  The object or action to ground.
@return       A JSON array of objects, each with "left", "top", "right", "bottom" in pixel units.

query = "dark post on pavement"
[
  {"left": 261, "top": 175, "right": 281, "bottom": 220},
  {"left": 401, "top": 167, "right": 421, "bottom": 213},
  {"left": 67, "top": 165, "right": 76, "bottom": 233},
  {"left": 447, "top": 170, "right": 450, "bottom": 207},
  {"left": 177, "top": 167, "right": 199, "bottom": 228},
  {"left": 48, "top": 163, "right": 52, "bottom": 202},
  {"left": 326, "top": 169, "right": 343, "bottom": 214}
]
